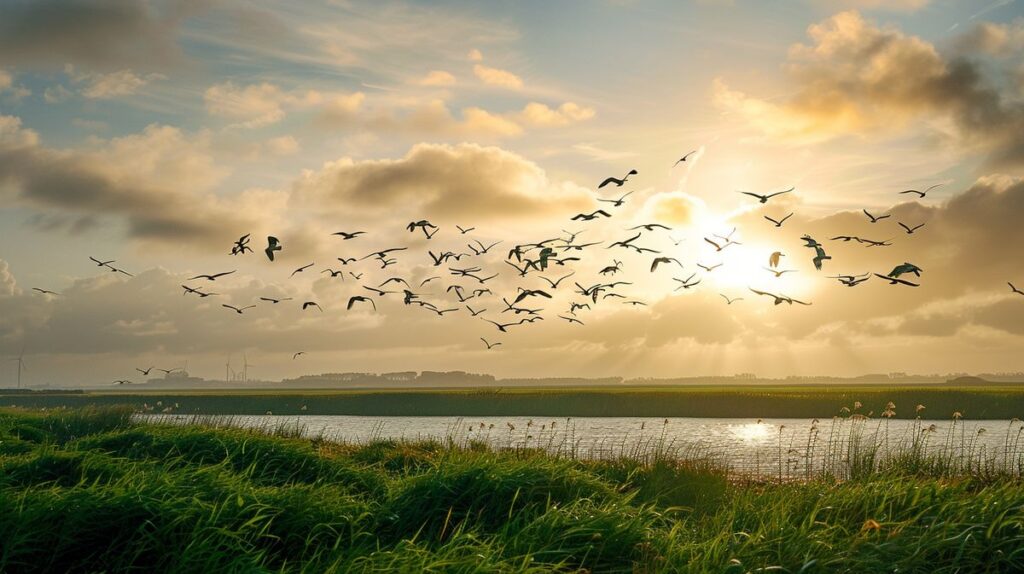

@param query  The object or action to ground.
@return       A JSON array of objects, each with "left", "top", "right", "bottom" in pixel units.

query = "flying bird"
[
  {"left": 265, "top": 236, "right": 282, "bottom": 261},
  {"left": 456, "top": 225, "right": 475, "bottom": 234},
  {"left": 571, "top": 209, "right": 612, "bottom": 221},
  {"left": 231, "top": 234, "right": 252, "bottom": 255},
  {"left": 696, "top": 262, "right": 722, "bottom": 272},
  {"left": 1009, "top": 282, "right": 1024, "bottom": 296},
  {"left": 899, "top": 183, "right": 944, "bottom": 198},
  {"left": 538, "top": 271, "right": 576, "bottom": 289},
  {"left": 136, "top": 367, "right": 154, "bottom": 376},
  {"left": 749, "top": 288, "right": 811, "bottom": 306},
  {"left": 598, "top": 169, "right": 638, "bottom": 188},
  {"left": 720, "top": 294, "right": 743, "bottom": 305},
  {"left": 769, "top": 251, "right": 784, "bottom": 268},
  {"left": 888, "top": 262, "right": 923, "bottom": 278},
  {"left": 290, "top": 263, "right": 314, "bottom": 278},
  {"left": 259, "top": 296, "right": 293, "bottom": 304},
  {"left": 673, "top": 150, "right": 697, "bottom": 166},
  {"left": 32, "top": 287, "right": 60, "bottom": 296},
  {"left": 332, "top": 231, "right": 365, "bottom": 240},
  {"left": 874, "top": 273, "right": 919, "bottom": 287},
  {"left": 738, "top": 187, "right": 793, "bottom": 204},
  {"left": 347, "top": 296, "right": 376, "bottom": 311},
  {"left": 189, "top": 271, "right": 236, "bottom": 281},
  {"left": 863, "top": 209, "right": 891, "bottom": 223},
  {"left": 898, "top": 222, "right": 926, "bottom": 234},
  {"left": 302, "top": 301, "right": 323, "bottom": 312},
  {"left": 89, "top": 256, "right": 115, "bottom": 267},
  {"left": 322, "top": 269, "right": 345, "bottom": 278},
  {"left": 650, "top": 257, "right": 683, "bottom": 272},
  {"left": 674, "top": 273, "right": 701, "bottom": 290},
  {"left": 628, "top": 223, "right": 672, "bottom": 232},
  {"left": 480, "top": 338, "right": 502, "bottom": 349},
  {"left": 597, "top": 189, "right": 635, "bottom": 207},
  {"left": 558, "top": 315, "right": 585, "bottom": 324},
  {"left": 222, "top": 303, "right": 255, "bottom": 314},
  {"left": 764, "top": 267, "right": 797, "bottom": 278},
  {"left": 764, "top": 213, "right": 793, "bottom": 228}
]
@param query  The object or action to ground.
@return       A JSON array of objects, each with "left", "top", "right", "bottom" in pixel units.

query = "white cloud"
[
  {"left": 473, "top": 64, "right": 523, "bottom": 89},
  {"left": 66, "top": 65, "right": 164, "bottom": 99},
  {"left": 520, "top": 102, "right": 596, "bottom": 126},
  {"left": 203, "top": 81, "right": 323, "bottom": 128},
  {"left": 416, "top": 70, "right": 456, "bottom": 86}
]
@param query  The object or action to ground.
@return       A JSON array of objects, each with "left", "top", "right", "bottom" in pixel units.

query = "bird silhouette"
[
  {"left": 863, "top": 209, "right": 890, "bottom": 223},
  {"left": 738, "top": 187, "right": 793, "bottom": 204},
  {"left": 898, "top": 222, "right": 925, "bottom": 234},
  {"left": 190, "top": 271, "right": 236, "bottom": 281},
  {"left": 265, "top": 236, "right": 282, "bottom": 261},
  {"left": 597, "top": 190, "right": 635, "bottom": 207},
  {"left": 887, "top": 263, "right": 923, "bottom": 278},
  {"left": 769, "top": 251, "right": 784, "bottom": 268},
  {"left": 764, "top": 213, "right": 793, "bottom": 227},
  {"left": 720, "top": 294, "right": 744, "bottom": 305},
  {"left": 571, "top": 209, "right": 612, "bottom": 221},
  {"left": 673, "top": 150, "right": 697, "bottom": 167},
  {"left": 347, "top": 296, "right": 376, "bottom": 311},
  {"left": 874, "top": 273, "right": 919, "bottom": 287},
  {"left": 456, "top": 225, "right": 475, "bottom": 234},
  {"left": 674, "top": 273, "right": 701, "bottom": 290},
  {"left": 1009, "top": 282, "right": 1024, "bottom": 296},
  {"left": 332, "top": 231, "right": 365, "bottom": 240},
  {"left": 231, "top": 234, "right": 252, "bottom": 255},
  {"left": 764, "top": 267, "right": 797, "bottom": 278},
  {"left": 222, "top": 303, "right": 255, "bottom": 314},
  {"left": 136, "top": 367, "right": 154, "bottom": 376},
  {"left": 302, "top": 301, "right": 323, "bottom": 312},
  {"left": 290, "top": 263, "right": 314, "bottom": 278},
  {"left": 558, "top": 315, "right": 585, "bottom": 324},
  {"left": 899, "top": 183, "right": 943, "bottom": 198},
  {"left": 480, "top": 338, "right": 502, "bottom": 349},
  {"left": 259, "top": 296, "right": 293, "bottom": 304},
  {"left": 650, "top": 257, "right": 682, "bottom": 272},
  {"left": 598, "top": 169, "right": 637, "bottom": 188},
  {"left": 293, "top": 352, "right": 306, "bottom": 359}
]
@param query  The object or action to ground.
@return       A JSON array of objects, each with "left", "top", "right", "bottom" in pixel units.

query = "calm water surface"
[{"left": 144, "top": 414, "right": 1024, "bottom": 478}]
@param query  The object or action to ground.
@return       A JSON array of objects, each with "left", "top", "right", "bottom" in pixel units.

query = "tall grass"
[{"left": 2, "top": 406, "right": 1024, "bottom": 572}]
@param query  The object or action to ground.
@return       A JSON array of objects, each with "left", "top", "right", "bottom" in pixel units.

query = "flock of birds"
[{"left": 25, "top": 152, "right": 1024, "bottom": 385}]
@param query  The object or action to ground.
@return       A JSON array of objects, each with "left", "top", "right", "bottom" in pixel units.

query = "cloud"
[
  {"left": 66, "top": 65, "right": 165, "bottom": 99},
  {"left": 0, "top": 0, "right": 198, "bottom": 71},
  {"left": 519, "top": 102, "right": 596, "bottom": 127},
  {"left": 714, "top": 10, "right": 1024, "bottom": 168},
  {"left": 291, "top": 142, "right": 592, "bottom": 221},
  {"left": 809, "top": 0, "right": 931, "bottom": 11},
  {"left": 954, "top": 20, "right": 1024, "bottom": 56},
  {"left": 43, "top": 84, "right": 73, "bottom": 104},
  {"left": 0, "top": 115, "right": 263, "bottom": 246},
  {"left": 468, "top": 48, "right": 484, "bottom": 62},
  {"left": 416, "top": 70, "right": 456, "bottom": 86},
  {"left": 204, "top": 81, "right": 323, "bottom": 128},
  {"left": 263, "top": 135, "right": 300, "bottom": 156},
  {"left": 0, "top": 69, "right": 30, "bottom": 101},
  {"left": 473, "top": 64, "right": 524, "bottom": 89}
]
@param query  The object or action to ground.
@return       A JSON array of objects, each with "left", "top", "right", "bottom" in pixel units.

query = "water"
[{"left": 141, "top": 414, "right": 1024, "bottom": 478}]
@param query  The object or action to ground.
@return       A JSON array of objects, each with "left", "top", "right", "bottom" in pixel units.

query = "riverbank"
[
  {"left": 2, "top": 406, "right": 1024, "bottom": 572},
  {"left": 3, "top": 384, "right": 1024, "bottom": 418}
]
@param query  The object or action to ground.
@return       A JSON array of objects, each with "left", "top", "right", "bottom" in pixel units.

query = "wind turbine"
[{"left": 9, "top": 347, "right": 26, "bottom": 389}]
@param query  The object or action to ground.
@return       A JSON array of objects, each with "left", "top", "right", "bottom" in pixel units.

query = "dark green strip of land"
[{"left": 2, "top": 385, "right": 1023, "bottom": 418}]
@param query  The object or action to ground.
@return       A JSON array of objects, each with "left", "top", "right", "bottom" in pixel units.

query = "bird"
[
  {"left": 222, "top": 303, "right": 255, "bottom": 314},
  {"left": 466, "top": 305, "right": 487, "bottom": 316},
  {"left": 136, "top": 367, "right": 154, "bottom": 376},
  {"left": 347, "top": 296, "right": 376, "bottom": 311},
  {"left": 290, "top": 263, "right": 314, "bottom": 278},
  {"left": 112, "top": 380, "right": 133, "bottom": 385},
  {"left": 420, "top": 276, "right": 440, "bottom": 287},
  {"left": 696, "top": 262, "right": 722, "bottom": 272},
  {"left": 598, "top": 169, "right": 637, "bottom": 188},
  {"left": 628, "top": 223, "right": 672, "bottom": 232},
  {"left": 322, "top": 269, "right": 345, "bottom": 278},
  {"left": 231, "top": 234, "right": 252, "bottom": 255},
  {"left": 650, "top": 257, "right": 683, "bottom": 272},
  {"left": 898, "top": 222, "right": 925, "bottom": 234},
  {"left": 673, "top": 150, "right": 697, "bottom": 167},
  {"left": 406, "top": 220, "right": 439, "bottom": 238},
  {"left": 704, "top": 237, "right": 739, "bottom": 252},
  {"left": 597, "top": 190, "right": 635, "bottom": 207},
  {"left": 558, "top": 315, "right": 585, "bottom": 324},
  {"left": 863, "top": 209, "right": 891, "bottom": 223},
  {"left": 302, "top": 301, "right": 323, "bottom": 312},
  {"left": 888, "top": 263, "right": 923, "bottom": 278},
  {"left": 571, "top": 209, "right": 612, "bottom": 221},
  {"left": 89, "top": 256, "right": 115, "bottom": 267},
  {"left": 265, "top": 236, "right": 282, "bottom": 261},
  {"left": 482, "top": 318, "right": 530, "bottom": 332},
  {"left": 874, "top": 273, "right": 919, "bottom": 287},
  {"left": 156, "top": 368, "right": 180, "bottom": 374},
  {"left": 812, "top": 245, "right": 831, "bottom": 271},
  {"left": 764, "top": 213, "right": 793, "bottom": 227},
  {"left": 828, "top": 273, "right": 871, "bottom": 287},
  {"left": 749, "top": 288, "right": 811, "bottom": 306},
  {"left": 1009, "top": 282, "right": 1024, "bottom": 296},
  {"left": 831, "top": 235, "right": 862, "bottom": 242},
  {"left": 331, "top": 231, "right": 365, "bottom": 240},
  {"left": 769, "top": 252, "right": 784, "bottom": 268},
  {"left": 467, "top": 240, "right": 501, "bottom": 255},
  {"left": 190, "top": 270, "right": 235, "bottom": 281},
  {"left": 764, "top": 267, "right": 797, "bottom": 278},
  {"left": 538, "top": 272, "right": 576, "bottom": 289},
  {"left": 720, "top": 294, "right": 743, "bottom": 305},
  {"left": 899, "top": 183, "right": 943, "bottom": 198},
  {"left": 32, "top": 287, "right": 60, "bottom": 296},
  {"left": 738, "top": 187, "right": 793, "bottom": 204},
  {"left": 379, "top": 277, "right": 410, "bottom": 288},
  {"left": 608, "top": 232, "right": 642, "bottom": 250},
  {"left": 674, "top": 274, "right": 701, "bottom": 290},
  {"left": 259, "top": 296, "right": 292, "bottom": 304},
  {"left": 480, "top": 338, "right": 502, "bottom": 349},
  {"left": 513, "top": 289, "right": 552, "bottom": 304},
  {"left": 293, "top": 352, "right": 306, "bottom": 359},
  {"left": 456, "top": 225, "right": 476, "bottom": 234}
]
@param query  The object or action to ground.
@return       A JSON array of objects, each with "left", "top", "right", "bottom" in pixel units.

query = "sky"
[{"left": 2, "top": 0, "right": 1024, "bottom": 386}]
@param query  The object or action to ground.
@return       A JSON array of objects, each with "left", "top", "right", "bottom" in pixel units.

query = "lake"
[{"left": 142, "top": 414, "right": 1024, "bottom": 478}]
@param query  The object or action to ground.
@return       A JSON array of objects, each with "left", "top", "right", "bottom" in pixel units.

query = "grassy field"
[
  {"left": 2, "top": 407, "right": 1024, "bottom": 572},
  {"left": 3, "top": 384, "right": 1024, "bottom": 419}
]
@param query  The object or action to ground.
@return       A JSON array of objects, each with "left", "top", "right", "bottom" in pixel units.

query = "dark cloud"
[{"left": 0, "top": 0, "right": 203, "bottom": 71}]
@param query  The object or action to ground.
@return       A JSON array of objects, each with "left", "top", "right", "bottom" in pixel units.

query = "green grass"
[
  {"left": 2, "top": 407, "right": 1024, "bottom": 572},
  {"left": 4, "top": 384, "right": 1024, "bottom": 418}
]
